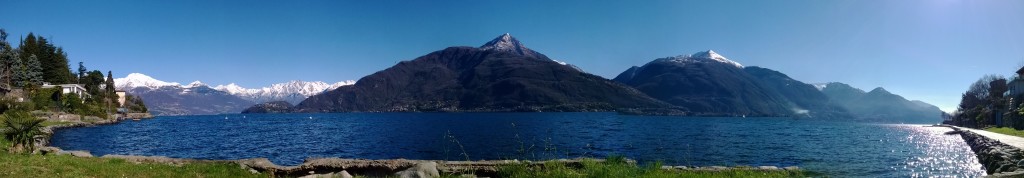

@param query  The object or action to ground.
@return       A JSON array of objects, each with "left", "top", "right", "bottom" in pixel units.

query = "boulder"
[
  {"left": 395, "top": 161, "right": 440, "bottom": 178},
  {"left": 58, "top": 150, "right": 93, "bottom": 157}
]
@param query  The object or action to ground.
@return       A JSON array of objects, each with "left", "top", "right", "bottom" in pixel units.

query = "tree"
[
  {"left": 23, "top": 55, "right": 43, "bottom": 87},
  {"left": 11, "top": 54, "right": 26, "bottom": 87},
  {"left": 17, "top": 34, "right": 72, "bottom": 84},
  {"left": 2, "top": 110, "right": 45, "bottom": 153},
  {"left": 0, "top": 29, "right": 15, "bottom": 87},
  {"left": 77, "top": 62, "right": 85, "bottom": 83},
  {"left": 82, "top": 70, "right": 104, "bottom": 96},
  {"left": 106, "top": 71, "right": 115, "bottom": 105},
  {"left": 955, "top": 75, "right": 1009, "bottom": 128}
]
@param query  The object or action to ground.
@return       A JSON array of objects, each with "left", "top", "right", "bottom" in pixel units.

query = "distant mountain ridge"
[
  {"left": 213, "top": 80, "right": 354, "bottom": 104},
  {"left": 114, "top": 73, "right": 352, "bottom": 115},
  {"left": 818, "top": 82, "right": 944, "bottom": 123}
]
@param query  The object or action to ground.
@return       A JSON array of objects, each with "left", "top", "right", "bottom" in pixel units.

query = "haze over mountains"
[{"left": 114, "top": 73, "right": 353, "bottom": 116}]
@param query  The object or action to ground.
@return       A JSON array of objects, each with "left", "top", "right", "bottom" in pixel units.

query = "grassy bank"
[
  {"left": 496, "top": 156, "right": 807, "bottom": 178},
  {"left": 0, "top": 152, "right": 266, "bottom": 178},
  {"left": 985, "top": 127, "right": 1024, "bottom": 137}
]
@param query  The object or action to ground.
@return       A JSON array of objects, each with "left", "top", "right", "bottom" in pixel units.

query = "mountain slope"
[
  {"left": 293, "top": 34, "right": 673, "bottom": 113},
  {"left": 742, "top": 67, "right": 853, "bottom": 118},
  {"left": 613, "top": 51, "right": 794, "bottom": 116},
  {"left": 820, "top": 82, "right": 944, "bottom": 123}
]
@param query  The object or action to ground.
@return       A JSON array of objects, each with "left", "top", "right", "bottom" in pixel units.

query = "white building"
[{"left": 41, "top": 83, "right": 90, "bottom": 99}]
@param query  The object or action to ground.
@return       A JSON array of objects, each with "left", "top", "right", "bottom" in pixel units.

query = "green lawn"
[{"left": 986, "top": 127, "right": 1024, "bottom": 137}]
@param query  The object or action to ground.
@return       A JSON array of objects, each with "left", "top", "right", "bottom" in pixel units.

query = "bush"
[
  {"left": 1, "top": 110, "right": 45, "bottom": 153},
  {"left": 30, "top": 88, "right": 57, "bottom": 111}
]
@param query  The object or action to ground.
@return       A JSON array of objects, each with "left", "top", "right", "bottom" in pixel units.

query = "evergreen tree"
[
  {"left": 24, "top": 54, "right": 43, "bottom": 87},
  {"left": 17, "top": 34, "right": 73, "bottom": 84},
  {"left": 11, "top": 54, "right": 25, "bottom": 87},
  {"left": 77, "top": 62, "right": 86, "bottom": 83},
  {"left": 0, "top": 28, "right": 15, "bottom": 87},
  {"left": 106, "top": 71, "right": 115, "bottom": 94},
  {"left": 83, "top": 70, "right": 104, "bottom": 96}
]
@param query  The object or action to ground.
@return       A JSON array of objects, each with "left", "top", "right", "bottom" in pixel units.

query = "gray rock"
[
  {"left": 396, "top": 161, "right": 440, "bottom": 178},
  {"left": 38, "top": 146, "right": 61, "bottom": 154},
  {"left": 757, "top": 166, "right": 780, "bottom": 170},
  {"left": 58, "top": 150, "right": 93, "bottom": 157}
]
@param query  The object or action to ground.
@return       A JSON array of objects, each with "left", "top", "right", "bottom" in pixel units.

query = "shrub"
[{"left": 1, "top": 110, "right": 45, "bottom": 153}]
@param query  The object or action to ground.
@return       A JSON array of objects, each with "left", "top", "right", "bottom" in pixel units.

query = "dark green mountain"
[{"left": 292, "top": 34, "right": 674, "bottom": 113}]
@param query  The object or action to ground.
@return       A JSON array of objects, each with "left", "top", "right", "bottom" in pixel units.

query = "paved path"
[{"left": 957, "top": 127, "right": 1024, "bottom": 149}]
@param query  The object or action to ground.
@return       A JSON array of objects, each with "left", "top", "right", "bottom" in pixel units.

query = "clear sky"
[{"left": 1, "top": 0, "right": 1023, "bottom": 112}]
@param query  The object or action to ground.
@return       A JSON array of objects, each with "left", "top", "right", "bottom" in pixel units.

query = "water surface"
[{"left": 51, "top": 113, "right": 984, "bottom": 177}]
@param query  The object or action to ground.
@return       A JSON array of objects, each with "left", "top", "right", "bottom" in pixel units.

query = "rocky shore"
[{"left": 944, "top": 126, "right": 1024, "bottom": 177}]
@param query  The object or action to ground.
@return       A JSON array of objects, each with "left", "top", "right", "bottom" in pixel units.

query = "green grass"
[
  {"left": 496, "top": 156, "right": 807, "bottom": 178},
  {"left": 0, "top": 152, "right": 267, "bottom": 178},
  {"left": 41, "top": 120, "right": 75, "bottom": 127},
  {"left": 985, "top": 127, "right": 1024, "bottom": 138}
]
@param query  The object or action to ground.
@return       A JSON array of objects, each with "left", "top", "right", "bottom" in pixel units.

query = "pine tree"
[
  {"left": 12, "top": 54, "right": 26, "bottom": 87},
  {"left": 77, "top": 62, "right": 86, "bottom": 83},
  {"left": 0, "top": 29, "right": 15, "bottom": 87},
  {"left": 24, "top": 55, "right": 43, "bottom": 86},
  {"left": 106, "top": 71, "right": 115, "bottom": 93}
]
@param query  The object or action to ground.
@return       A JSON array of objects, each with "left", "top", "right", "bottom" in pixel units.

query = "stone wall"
[{"left": 952, "top": 127, "right": 1024, "bottom": 176}]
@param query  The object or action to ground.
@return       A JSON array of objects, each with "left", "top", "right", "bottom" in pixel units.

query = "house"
[
  {"left": 116, "top": 90, "right": 127, "bottom": 106},
  {"left": 1009, "top": 67, "right": 1024, "bottom": 97},
  {"left": 41, "top": 83, "right": 90, "bottom": 99}
]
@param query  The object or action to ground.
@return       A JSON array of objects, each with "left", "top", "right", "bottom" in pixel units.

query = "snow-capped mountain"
[
  {"left": 114, "top": 73, "right": 181, "bottom": 90},
  {"left": 655, "top": 50, "right": 744, "bottom": 68},
  {"left": 213, "top": 80, "right": 355, "bottom": 104},
  {"left": 113, "top": 73, "right": 354, "bottom": 116}
]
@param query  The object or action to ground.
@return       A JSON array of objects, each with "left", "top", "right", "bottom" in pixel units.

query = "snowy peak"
[
  {"left": 114, "top": 73, "right": 180, "bottom": 90},
  {"left": 478, "top": 33, "right": 548, "bottom": 59},
  {"left": 653, "top": 50, "right": 744, "bottom": 68},
  {"left": 479, "top": 33, "right": 522, "bottom": 51},
  {"left": 184, "top": 81, "right": 207, "bottom": 88},
  {"left": 689, "top": 50, "right": 743, "bottom": 68}
]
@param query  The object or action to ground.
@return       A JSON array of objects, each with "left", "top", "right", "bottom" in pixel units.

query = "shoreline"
[
  {"left": 38, "top": 114, "right": 802, "bottom": 177},
  {"left": 940, "top": 125, "right": 1024, "bottom": 177}
]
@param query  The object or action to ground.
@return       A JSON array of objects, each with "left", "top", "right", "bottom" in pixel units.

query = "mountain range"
[
  {"left": 114, "top": 73, "right": 352, "bottom": 116},
  {"left": 119, "top": 33, "right": 944, "bottom": 123},
  {"left": 818, "top": 82, "right": 944, "bottom": 123},
  {"left": 290, "top": 33, "right": 675, "bottom": 113}
]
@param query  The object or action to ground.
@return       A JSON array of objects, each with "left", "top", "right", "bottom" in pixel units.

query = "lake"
[{"left": 50, "top": 113, "right": 984, "bottom": 177}]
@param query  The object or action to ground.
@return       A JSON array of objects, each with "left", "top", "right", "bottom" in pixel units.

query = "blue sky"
[{"left": 1, "top": 0, "right": 1023, "bottom": 112}]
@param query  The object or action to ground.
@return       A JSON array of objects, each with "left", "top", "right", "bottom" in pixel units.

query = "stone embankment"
[{"left": 944, "top": 126, "right": 1024, "bottom": 177}]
